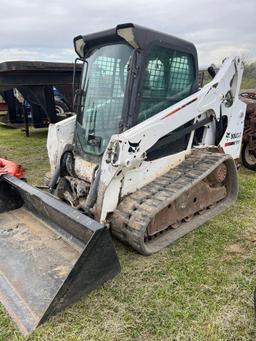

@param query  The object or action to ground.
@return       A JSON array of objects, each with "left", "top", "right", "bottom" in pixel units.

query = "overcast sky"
[{"left": 0, "top": 0, "right": 255, "bottom": 67}]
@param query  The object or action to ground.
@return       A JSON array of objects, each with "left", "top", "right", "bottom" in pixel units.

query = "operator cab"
[{"left": 74, "top": 23, "right": 198, "bottom": 158}]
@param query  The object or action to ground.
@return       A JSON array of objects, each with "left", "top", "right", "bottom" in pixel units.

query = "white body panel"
[
  {"left": 47, "top": 115, "right": 76, "bottom": 174},
  {"left": 219, "top": 100, "right": 245, "bottom": 157},
  {"left": 121, "top": 150, "right": 188, "bottom": 197}
]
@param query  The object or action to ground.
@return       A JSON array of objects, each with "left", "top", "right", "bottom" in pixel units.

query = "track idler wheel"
[{"left": 207, "top": 163, "right": 227, "bottom": 184}]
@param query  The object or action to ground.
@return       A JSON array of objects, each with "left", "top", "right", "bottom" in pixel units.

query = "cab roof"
[{"left": 74, "top": 23, "right": 197, "bottom": 59}]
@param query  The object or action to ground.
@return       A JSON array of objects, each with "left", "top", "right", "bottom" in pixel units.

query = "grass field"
[{"left": 0, "top": 125, "right": 256, "bottom": 341}]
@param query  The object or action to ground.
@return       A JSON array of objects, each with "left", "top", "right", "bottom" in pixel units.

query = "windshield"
[{"left": 76, "top": 43, "right": 133, "bottom": 156}]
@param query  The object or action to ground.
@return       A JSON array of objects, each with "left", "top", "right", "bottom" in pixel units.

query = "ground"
[{"left": 0, "top": 125, "right": 256, "bottom": 341}]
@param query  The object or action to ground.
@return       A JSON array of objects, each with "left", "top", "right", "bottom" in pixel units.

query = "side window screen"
[
  {"left": 138, "top": 46, "right": 195, "bottom": 123},
  {"left": 169, "top": 54, "right": 193, "bottom": 93},
  {"left": 87, "top": 56, "right": 128, "bottom": 99},
  {"left": 146, "top": 60, "right": 165, "bottom": 94}
]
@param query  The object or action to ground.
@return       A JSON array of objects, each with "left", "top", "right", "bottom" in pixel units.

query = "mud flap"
[{"left": 0, "top": 175, "right": 120, "bottom": 335}]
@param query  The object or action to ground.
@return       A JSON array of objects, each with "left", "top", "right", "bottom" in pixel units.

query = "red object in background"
[
  {"left": 0, "top": 158, "right": 25, "bottom": 178},
  {"left": 0, "top": 102, "right": 8, "bottom": 111}
]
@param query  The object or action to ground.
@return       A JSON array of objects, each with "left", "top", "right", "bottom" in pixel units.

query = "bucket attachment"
[{"left": 0, "top": 175, "right": 120, "bottom": 335}]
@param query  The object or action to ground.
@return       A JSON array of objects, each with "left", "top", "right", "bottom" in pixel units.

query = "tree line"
[
  {"left": 200, "top": 61, "right": 256, "bottom": 90},
  {"left": 242, "top": 62, "right": 256, "bottom": 89}
]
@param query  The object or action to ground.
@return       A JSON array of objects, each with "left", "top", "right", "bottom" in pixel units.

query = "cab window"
[{"left": 138, "top": 45, "right": 195, "bottom": 123}]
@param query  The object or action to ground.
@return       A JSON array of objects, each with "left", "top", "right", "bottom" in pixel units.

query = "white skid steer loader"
[{"left": 0, "top": 23, "right": 246, "bottom": 334}]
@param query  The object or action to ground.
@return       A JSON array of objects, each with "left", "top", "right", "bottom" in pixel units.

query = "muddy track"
[{"left": 111, "top": 149, "right": 238, "bottom": 255}]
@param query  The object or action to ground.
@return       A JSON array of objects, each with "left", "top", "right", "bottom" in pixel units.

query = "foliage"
[
  {"left": 201, "top": 61, "right": 256, "bottom": 90},
  {"left": 242, "top": 62, "right": 256, "bottom": 89}
]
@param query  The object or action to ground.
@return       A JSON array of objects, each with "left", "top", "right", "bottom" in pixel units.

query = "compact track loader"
[{"left": 0, "top": 23, "right": 246, "bottom": 334}]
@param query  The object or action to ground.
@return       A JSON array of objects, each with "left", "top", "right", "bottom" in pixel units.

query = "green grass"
[
  {"left": 0, "top": 125, "right": 256, "bottom": 340},
  {"left": 0, "top": 126, "right": 48, "bottom": 184}
]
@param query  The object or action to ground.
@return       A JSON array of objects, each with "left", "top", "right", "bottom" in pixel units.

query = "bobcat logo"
[
  {"left": 128, "top": 140, "right": 141, "bottom": 153},
  {"left": 226, "top": 131, "right": 241, "bottom": 139}
]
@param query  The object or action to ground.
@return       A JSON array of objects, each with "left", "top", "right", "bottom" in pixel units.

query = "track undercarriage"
[{"left": 111, "top": 149, "right": 238, "bottom": 255}]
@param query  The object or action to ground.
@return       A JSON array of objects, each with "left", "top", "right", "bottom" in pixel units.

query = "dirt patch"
[
  {"left": 244, "top": 227, "right": 256, "bottom": 243},
  {"left": 224, "top": 243, "right": 246, "bottom": 254}
]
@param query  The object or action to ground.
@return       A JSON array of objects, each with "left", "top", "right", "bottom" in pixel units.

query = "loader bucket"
[{"left": 0, "top": 175, "right": 120, "bottom": 335}]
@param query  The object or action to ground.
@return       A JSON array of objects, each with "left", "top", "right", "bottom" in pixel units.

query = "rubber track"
[{"left": 111, "top": 150, "right": 238, "bottom": 255}]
